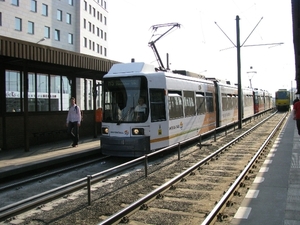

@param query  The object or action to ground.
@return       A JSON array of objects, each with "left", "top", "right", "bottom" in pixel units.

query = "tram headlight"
[
  {"left": 102, "top": 127, "right": 109, "bottom": 134},
  {"left": 132, "top": 128, "right": 144, "bottom": 135}
]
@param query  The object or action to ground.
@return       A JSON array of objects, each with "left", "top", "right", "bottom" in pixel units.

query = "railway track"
[
  {"left": 95, "top": 111, "right": 286, "bottom": 224},
  {"left": 0, "top": 110, "right": 286, "bottom": 225}
]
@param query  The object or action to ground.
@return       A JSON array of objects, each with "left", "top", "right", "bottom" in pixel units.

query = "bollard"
[
  {"left": 214, "top": 129, "right": 216, "bottom": 142},
  {"left": 177, "top": 143, "right": 181, "bottom": 160},
  {"left": 87, "top": 175, "right": 92, "bottom": 205},
  {"left": 144, "top": 154, "right": 148, "bottom": 178}
]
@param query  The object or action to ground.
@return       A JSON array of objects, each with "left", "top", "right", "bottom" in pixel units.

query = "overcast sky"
[{"left": 107, "top": 0, "right": 295, "bottom": 96}]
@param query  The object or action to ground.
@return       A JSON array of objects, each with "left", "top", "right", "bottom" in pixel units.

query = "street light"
[{"left": 37, "top": 37, "right": 46, "bottom": 44}]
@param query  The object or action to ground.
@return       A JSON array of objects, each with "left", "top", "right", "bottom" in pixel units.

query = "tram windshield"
[{"left": 102, "top": 76, "right": 148, "bottom": 123}]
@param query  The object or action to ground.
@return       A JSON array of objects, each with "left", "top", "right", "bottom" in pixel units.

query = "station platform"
[
  {"left": 0, "top": 137, "right": 101, "bottom": 179},
  {"left": 231, "top": 112, "right": 300, "bottom": 225}
]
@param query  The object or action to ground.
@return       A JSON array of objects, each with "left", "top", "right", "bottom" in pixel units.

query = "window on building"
[
  {"left": 42, "top": 4, "right": 48, "bottom": 16},
  {"left": 68, "top": 33, "right": 73, "bottom": 44},
  {"left": 88, "top": 22, "right": 91, "bottom": 32},
  {"left": 104, "top": 16, "right": 107, "bottom": 25},
  {"left": 83, "top": 18, "right": 86, "bottom": 28},
  {"left": 89, "top": 5, "right": 91, "bottom": 14},
  {"left": 89, "top": 40, "right": 91, "bottom": 49},
  {"left": 104, "top": 32, "right": 107, "bottom": 41},
  {"left": 57, "top": 9, "right": 62, "bottom": 21},
  {"left": 68, "top": 0, "right": 73, "bottom": 6},
  {"left": 101, "top": 30, "right": 103, "bottom": 39},
  {"left": 104, "top": 47, "right": 107, "bottom": 56},
  {"left": 104, "top": 1, "right": 107, "bottom": 9},
  {"left": 97, "top": 11, "right": 100, "bottom": 20},
  {"left": 15, "top": 17, "right": 22, "bottom": 31},
  {"left": 84, "top": 37, "right": 87, "bottom": 47},
  {"left": 84, "top": 1, "right": 87, "bottom": 10},
  {"left": 66, "top": 13, "right": 71, "bottom": 24},
  {"left": 92, "top": 24, "right": 95, "bottom": 34},
  {"left": 97, "top": 44, "right": 100, "bottom": 53},
  {"left": 93, "top": 7, "right": 95, "bottom": 17},
  {"left": 54, "top": 29, "right": 60, "bottom": 41},
  {"left": 12, "top": 0, "right": 19, "bottom": 6},
  {"left": 44, "top": 26, "right": 50, "bottom": 38},
  {"left": 100, "top": 13, "right": 102, "bottom": 22},
  {"left": 5, "top": 71, "right": 72, "bottom": 112},
  {"left": 31, "top": 0, "right": 37, "bottom": 12},
  {"left": 97, "top": 27, "right": 99, "bottom": 36},
  {"left": 6, "top": 70, "right": 22, "bottom": 112},
  {"left": 28, "top": 21, "right": 34, "bottom": 34},
  {"left": 0, "top": 12, "right": 2, "bottom": 26}
]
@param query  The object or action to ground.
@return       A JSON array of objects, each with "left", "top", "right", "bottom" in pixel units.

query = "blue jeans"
[{"left": 67, "top": 121, "right": 79, "bottom": 145}]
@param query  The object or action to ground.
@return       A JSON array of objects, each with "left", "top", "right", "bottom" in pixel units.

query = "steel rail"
[
  {"left": 201, "top": 112, "right": 287, "bottom": 224},
  {"left": 0, "top": 109, "right": 275, "bottom": 222},
  {"left": 97, "top": 111, "right": 279, "bottom": 224}
]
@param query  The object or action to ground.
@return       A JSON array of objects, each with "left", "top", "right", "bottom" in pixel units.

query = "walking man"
[{"left": 66, "top": 97, "right": 81, "bottom": 147}]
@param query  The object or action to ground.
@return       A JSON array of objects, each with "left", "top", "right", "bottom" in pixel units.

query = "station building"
[{"left": 0, "top": 0, "right": 118, "bottom": 151}]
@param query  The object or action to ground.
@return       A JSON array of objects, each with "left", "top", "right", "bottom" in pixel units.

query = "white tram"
[{"left": 100, "top": 62, "right": 255, "bottom": 157}]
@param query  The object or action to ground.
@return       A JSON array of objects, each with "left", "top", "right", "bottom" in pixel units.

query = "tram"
[{"left": 99, "top": 62, "right": 272, "bottom": 157}]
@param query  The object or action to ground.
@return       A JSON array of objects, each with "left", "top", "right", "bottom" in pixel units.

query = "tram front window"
[{"left": 103, "top": 77, "right": 148, "bottom": 123}]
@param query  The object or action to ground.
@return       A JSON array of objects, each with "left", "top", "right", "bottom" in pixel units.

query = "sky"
[{"left": 107, "top": 0, "right": 295, "bottom": 96}]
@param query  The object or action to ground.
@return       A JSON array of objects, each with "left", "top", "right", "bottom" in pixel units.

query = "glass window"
[
  {"left": 6, "top": 70, "right": 22, "bottom": 112},
  {"left": 150, "top": 89, "right": 166, "bottom": 122},
  {"left": 206, "top": 92, "right": 214, "bottom": 113},
  {"left": 57, "top": 9, "right": 62, "bottom": 21},
  {"left": 168, "top": 92, "right": 183, "bottom": 120},
  {"left": 37, "top": 73, "right": 48, "bottom": 111},
  {"left": 28, "top": 72, "right": 36, "bottom": 112},
  {"left": 84, "top": 1, "right": 87, "bottom": 10},
  {"left": 66, "top": 13, "right": 71, "bottom": 24},
  {"left": 102, "top": 77, "right": 148, "bottom": 122},
  {"left": 0, "top": 12, "right": 3, "bottom": 26},
  {"left": 12, "top": 0, "right": 19, "bottom": 6},
  {"left": 15, "top": 17, "right": 22, "bottom": 31},
  {"left": 55, "top": 29, "right": 60, "bottom": 41},
  {"left": 83, "top": 19, "right": 86, "bottom": 29},
  {"left": 44, "top": 26, "right": 50, "bottom": 38},
  {"left": 31, "top": 0, "right": 37, "bottom": 12},
  {"left": 28, "top": 21, "right": 34, "bottom": 34},
  {"left": 84, "top": 37, "right": 87, "bottom": 47},
  {"left": 42, "top": 4, "right": 48, "bottom": 16},
  {"left": 196, "top": 92, "right": 206, "bottom": 114},
  {"left": 61, "top": 76, "right": 71, "bottom": 110},
  {"left": 68, "top": 33, "right": 73, "bottom": 44},
  {"left": 183, "top": 91, "right": 195, "bottom": 117},
  {"left": 68, "top": 0, "right": 73, "bottom": 6}
]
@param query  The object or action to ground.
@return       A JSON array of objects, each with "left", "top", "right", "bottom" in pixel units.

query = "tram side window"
[
  {"left": 150, "top": 89, "right": 166, "bottom": 122},
  {"left": 206, "top": 92, "right": 214, "bottom": 112},
  {"left": 168, "top": 91, "right": 183, "bottom": 120},
  {"left": 183, "top": 91, "right": 195, "bottom": 117},
  {"left": 222, "top": 94, "right": 228, "bottom": 111},
  {"left": 196, "top": 92, "right": 206, "bottom": 115}
]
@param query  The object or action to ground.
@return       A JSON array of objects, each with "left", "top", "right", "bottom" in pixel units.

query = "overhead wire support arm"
[{"left": 148, "top": 22, "right": 181, "bottom": 71}]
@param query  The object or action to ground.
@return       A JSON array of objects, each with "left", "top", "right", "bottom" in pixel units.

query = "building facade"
[
  {"left": 0, "top": 0, "right": 114, "bottom": 150},
  {"left": 0, "top": 0, "right": 108, "bottom": 57}
]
